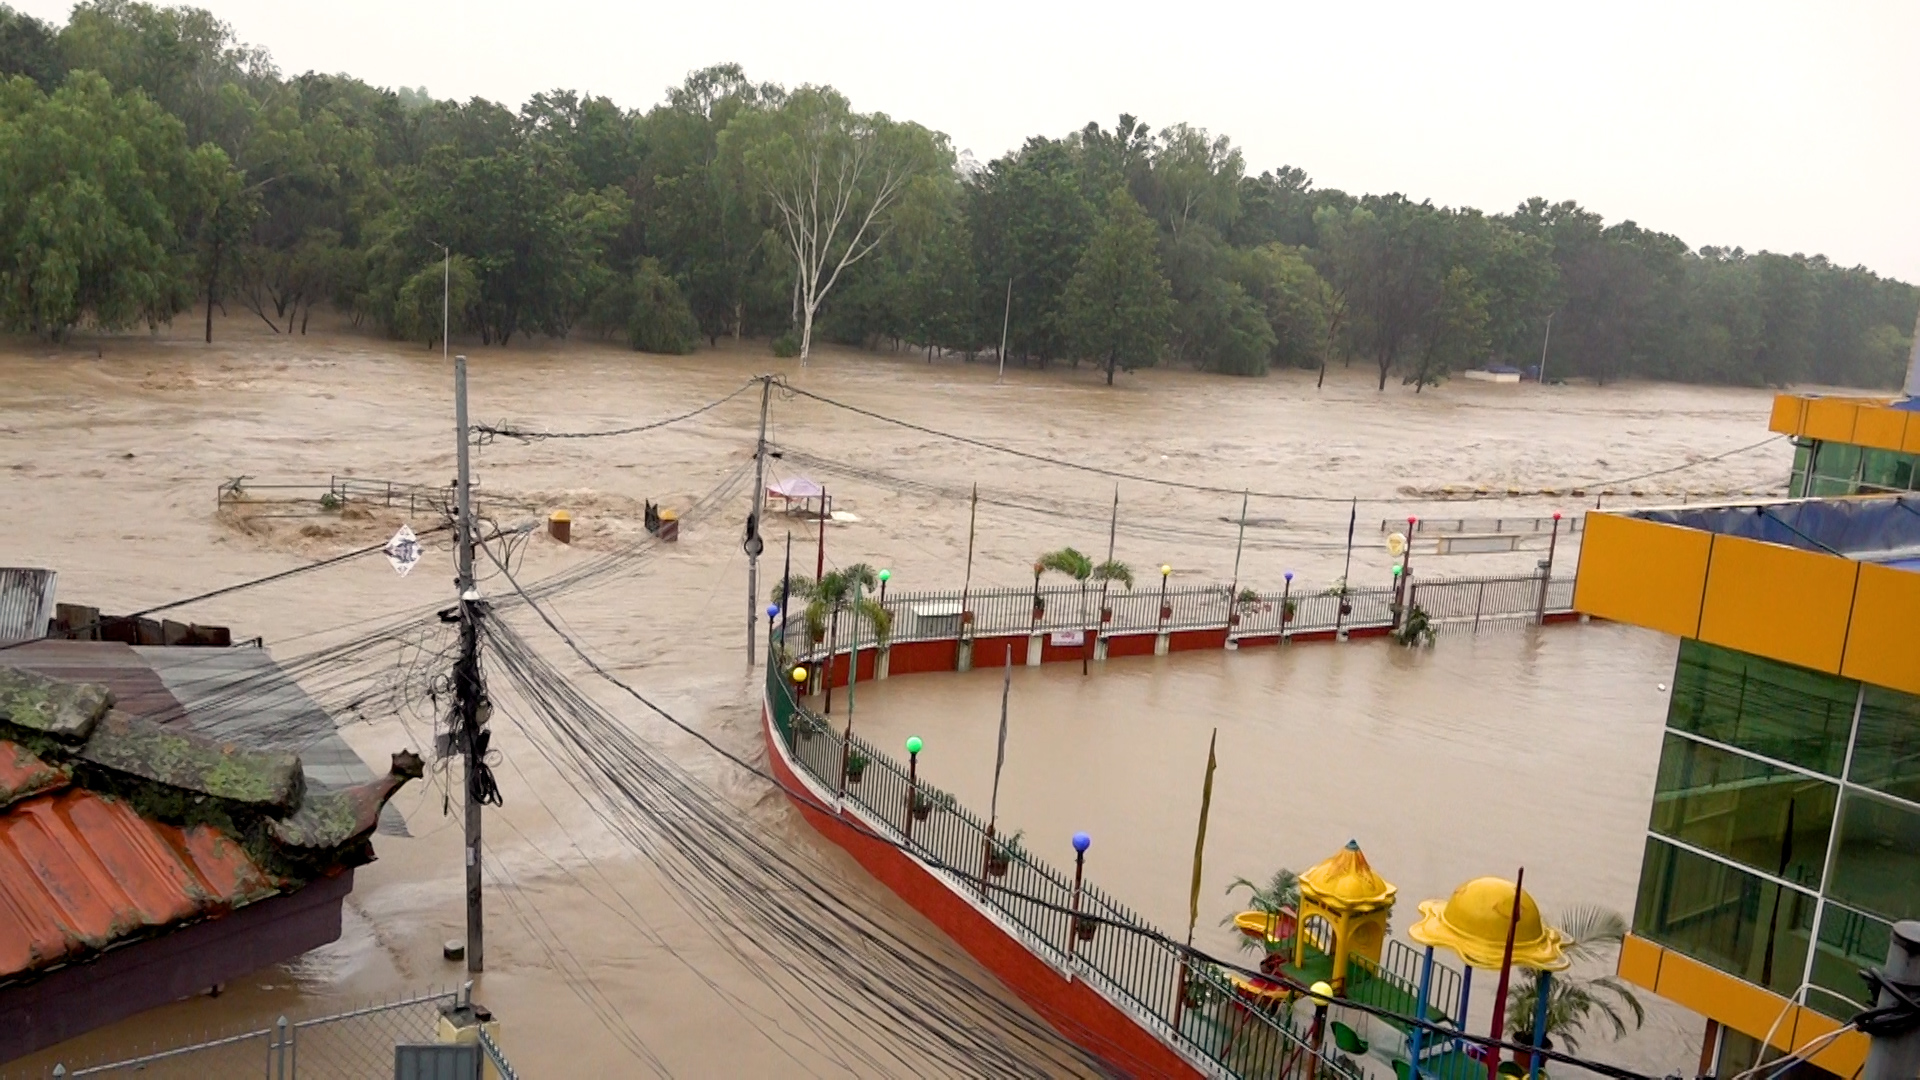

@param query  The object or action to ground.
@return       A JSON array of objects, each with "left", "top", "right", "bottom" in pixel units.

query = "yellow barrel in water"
[{"left": 548, "top": 510, "right": 571, "bottom": 544}]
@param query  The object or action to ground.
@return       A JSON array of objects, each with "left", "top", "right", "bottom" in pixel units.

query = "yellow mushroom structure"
[{"left": 1408, "top": 876, "right": 1570, "bottom": 971}]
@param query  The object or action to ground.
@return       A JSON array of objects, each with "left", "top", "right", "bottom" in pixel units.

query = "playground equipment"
[
  {"left": 1405, "top": 877, "right": 1570, "bottom": 1080},
  {"left": 1293, "top": 840, "right": 1398, "bottom": 996}
]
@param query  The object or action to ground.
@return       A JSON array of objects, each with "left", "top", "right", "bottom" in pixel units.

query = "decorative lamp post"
[
  {"left": 1308, "top": 980, "right": 1335, "bottom": 1080},
  {"left": 905, "top": 735, "right": 925, "bottom": 840},
  {"left": 765, "top": 604, "right": 780, "bottom": 658},
  {"left": 1068, "top": 832, "right": 1094, "bottom": 956},
  {"left": 1280, "top": 571, "right": 1294, "bottom": 639},
  {"left": 1158, "top": 564, "right": 1173, "bottom": 625},
  {"left": 878, "top": 568, "right": 890, "bottom": 605}
]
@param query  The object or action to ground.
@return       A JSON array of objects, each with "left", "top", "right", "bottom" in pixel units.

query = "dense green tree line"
[{"left": 1, "top": 1, "right": 1913, "bottom": 386}]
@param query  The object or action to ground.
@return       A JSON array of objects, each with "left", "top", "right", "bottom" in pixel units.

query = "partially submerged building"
[
  {"left": 1575, "top": 433, "right": 1920, "bottom": 1077},
  {"left": 0, "top": 659, "right": 420, "bottom": 1062}
]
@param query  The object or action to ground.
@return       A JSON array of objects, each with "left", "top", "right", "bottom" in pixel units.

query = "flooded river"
[{"left": 0, "top": 312, "right": 1792, "bottom": 1075}]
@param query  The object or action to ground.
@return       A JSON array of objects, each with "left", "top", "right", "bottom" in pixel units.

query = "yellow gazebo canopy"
[
  {"left": 1409, "top": 876, "right": 1570, "bottom": 971},
  {"left": 1293, "top": 840, "right": 1397, "bottom": 993}
]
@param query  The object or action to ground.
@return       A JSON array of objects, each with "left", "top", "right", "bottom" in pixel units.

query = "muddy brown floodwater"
[{"left": 0, "top": 311, "right": 1794, "bottom": 1076}]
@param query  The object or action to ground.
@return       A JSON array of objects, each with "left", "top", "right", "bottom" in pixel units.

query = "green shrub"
[
  {"left": 626, "top": 260, "right": 699, "bottom": 355},
  {"left": 771, "top": 332, "right": 801, "bottom": 358}
]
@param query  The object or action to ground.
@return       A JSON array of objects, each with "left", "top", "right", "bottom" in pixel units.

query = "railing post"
[
  {"left": 1534, "top": 512, "right": 1561, "bottom": 625},
  {"left": 272, "top": 1015, "right": 291, "bottom": 1080}
]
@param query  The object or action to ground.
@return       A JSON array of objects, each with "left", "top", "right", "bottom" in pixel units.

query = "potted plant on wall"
[
  {"left": 1073, "top": 914, "right": 1099, "bottom": 942},
  {"left": 844, "top": 749, "right": 870, "bottom": 784},
  {"left": 910, "top": 792, "right": 934, "bottom": 820},
  {"left": 1282, "top": 598, "right": 1298, "bottom": 624},
  {"left": 1327, "top": 577, "right": 1353, "bottom": 616},
  {"left": 985, "top": 829, "right": 1024, "bottom": 877}
]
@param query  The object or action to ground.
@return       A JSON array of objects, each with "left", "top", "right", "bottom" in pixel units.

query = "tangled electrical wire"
[{"left": 478, "top": 612, "right": 1136, "bottom": 1077}]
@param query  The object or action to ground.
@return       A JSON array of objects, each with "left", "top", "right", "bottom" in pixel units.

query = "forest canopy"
[{"left": 0, "top": 0, "right": 1913, "bottom": 389}]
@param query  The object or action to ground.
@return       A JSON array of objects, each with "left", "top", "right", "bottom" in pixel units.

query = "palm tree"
[
  {"left": 1505, "top": 904, "right": 1646, "bottom": 1053},
  {"left": 783, "top": 563, "right": 893, "bottom": 646},
  {"left": 1037, "top": 548, "right": 1133, "bottom": 671},
  {"left": 1222, "top": 868, "right": 1300, "bottom": 955}
]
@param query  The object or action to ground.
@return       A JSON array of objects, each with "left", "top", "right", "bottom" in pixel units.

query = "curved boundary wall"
[{"left": 788, "top": 572, "right": 1579, "bottom": 696}]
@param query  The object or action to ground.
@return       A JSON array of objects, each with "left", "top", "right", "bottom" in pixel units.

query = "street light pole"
[
  {"left": 997, "top": 277, "right": 1012, "bottom": 383},
  {"left": 1538, "top": 311, "right": 1554, "bottom": 384}
]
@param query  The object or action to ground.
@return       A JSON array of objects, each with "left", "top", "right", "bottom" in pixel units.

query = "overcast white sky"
[{"left": 22, "top": 0, "right": 1919, "bottom": 281}]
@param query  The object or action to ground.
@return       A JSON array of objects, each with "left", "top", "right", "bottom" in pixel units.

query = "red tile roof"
[
  {"left": 0, "top": 662, "right": 422, "bottom": 986},
  {"left": 0, "top": 740, "right": 281, "bottom": 980}
]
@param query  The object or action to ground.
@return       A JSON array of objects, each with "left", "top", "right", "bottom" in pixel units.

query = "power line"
[
  {"left": 472, "top": 380, "right": 759, "bottom": 442},
  {"left": 777, "top": 382, "right": 1788, "bottom": 506},
  {"left": 2, "top": 524, "right": 452, "bottom": 653}
]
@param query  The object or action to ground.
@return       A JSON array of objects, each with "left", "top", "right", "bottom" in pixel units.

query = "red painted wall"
[
  {"left": 1103, "top": 632, "right": 1158, "bottom": 659},
  {"left": 970, "top": 636, "right": 1028, "bottom": 669},
  {"left": 822, "top": 646, "right": 879, "bottom": 689},
  {"left": 764, "top": 708, "right": 1202, "bottom": 1079},
  {"left": 888, "top": 639, "right": 959, "bottom": 676},
  {"left": 1039, "top": 632, "right": 1094, "bottom": 664},
  {"left": 1167, "top": 628, "right": 1230, "bottom": 653}
]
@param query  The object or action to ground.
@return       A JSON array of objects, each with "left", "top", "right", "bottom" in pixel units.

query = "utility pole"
[
  {"left": 452, "top": 354, "right": 484, "bottom": 974},
  {"left": 997, "top": 278, "right": 1012, "bottom": 383},
  {"left": 1538, "top": 311, "right": 1554, "bottom": 384},
  {"left": 745, "top": 375, "right": 771, "bottom": 665},
  {"left": 1863, "top": 921, "right": 1920, "bottom": 1080}
]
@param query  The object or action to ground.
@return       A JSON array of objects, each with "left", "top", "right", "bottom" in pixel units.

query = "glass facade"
[
  {"left": 1827, "top": 791, "right": 1920, "bottom": 923},
  {"left": 1789, "top": 437, "right": 1920, "bottom": 498},
  {"left": 1666, "top": 639, "right": 1852, "bottom": 776},
  {"left": 1634, "top": 640, "right": 1920, "bottom": 1021},
  {"left": 1634, "top": 837, "right": 1813, "bottom": 997},
  {"left": 1650, "top": 734, "right": 1834, "bottom": 887}
]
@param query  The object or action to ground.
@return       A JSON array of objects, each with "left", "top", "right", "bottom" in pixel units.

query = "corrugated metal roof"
[
  {"left": 0, "top": 740, "right": 281, "bottom": 980},
  {"left": 5, "top": 643, "right": 408, "bottom": 836},
  {"left": 0, "top": 569, "right": 55, "bottom": 645}
]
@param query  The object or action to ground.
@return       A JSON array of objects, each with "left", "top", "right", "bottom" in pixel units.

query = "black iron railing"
[{"left": 766, "top": 651, "right": 1360, "bottom": 1080}]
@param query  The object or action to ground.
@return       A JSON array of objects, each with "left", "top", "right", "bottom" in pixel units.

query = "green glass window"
[
  {"left": 1790, "top": 442, "right": 1812, "bottom": 498},
  {"left": 1851, "top": 686, "right": 1920, "bottom": 804},
  {"left": 1666, "top": 640, "right": 1855, "bottom": 776},
  {"left": 1860, "top": 449, "right": 1918, "bottom": 494},
  {"left": 1650, "top": 735, "right": 1835, "bottom": 887},
  {"left": 1806, "top": 902, "right": 1890, "bottom": 1020},
  {"left": 1634, "top": 837, "right": 1814, "bottom": 997},
  {"left": 1811, "top": 441, "right": 1861, "bottom": 490},
  {"left": 1826, "top": 790, "right": 1920, "bottom": 923}
]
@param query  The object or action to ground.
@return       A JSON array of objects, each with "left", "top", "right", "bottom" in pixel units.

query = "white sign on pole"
[{"left": 384, "top": 525, "right": 423, "bottom": 577}]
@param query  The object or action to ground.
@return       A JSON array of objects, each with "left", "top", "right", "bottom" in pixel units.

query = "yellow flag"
[{"left": 1187, "top": 728, "right": 1218, "bottom": 940}]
